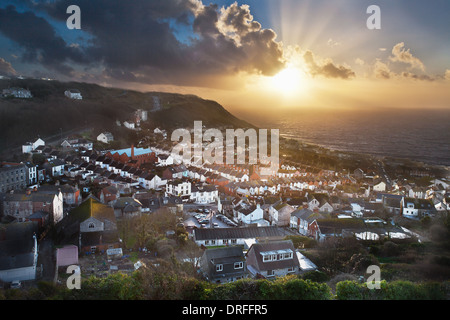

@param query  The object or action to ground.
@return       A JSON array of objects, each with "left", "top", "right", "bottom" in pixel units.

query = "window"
[
  {"left": 267, "top": 270, "right": 274, "bottom": 277},
  {"left": 216, "top": 264, "right": 223, "bottom": 272},
  {"left": 88, "top": 223, "right": 95, "bottom": 229},
  {"left": 283, "top": 252, "right": 293, "bottom": 260},
  {"left": 287, "top": 267, "right": 294, "bottom": 273},
  {"left": 234, "top": 262, "right": 243, "bottom": 269}
]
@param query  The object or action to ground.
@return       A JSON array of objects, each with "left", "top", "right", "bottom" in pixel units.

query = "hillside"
[{"left": 0, "top": 78, "right": 253, "bottom": 152}]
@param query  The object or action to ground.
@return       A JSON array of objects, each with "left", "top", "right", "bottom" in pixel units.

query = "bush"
[
  {"left": 335, "top": 279, "right": 448, "bottom": 300},
  {"left": 336, "top": 280, "right": 364, "bottom": 300},
  {"left": 285, "top": 235, "right": 317, "bottom": 249},
  {"left": 206, "top": 276, "right": 333, "bottom": 300},
  {"left": 302, "top": 270, "right": 330, "bottom": 283}
]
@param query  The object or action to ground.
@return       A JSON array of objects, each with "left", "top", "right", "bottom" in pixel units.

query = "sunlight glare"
[{"left": 271, "top": 66, "right": 305, "bottom": 96}]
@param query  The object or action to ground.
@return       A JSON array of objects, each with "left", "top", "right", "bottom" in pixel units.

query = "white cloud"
[{"left": 389, "top": 42, "right": 425, "bottom": 71}]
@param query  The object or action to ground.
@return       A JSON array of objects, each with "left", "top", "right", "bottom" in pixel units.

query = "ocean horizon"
[{"left": 244, "top": 107, "right": 450, "bottom": 167}]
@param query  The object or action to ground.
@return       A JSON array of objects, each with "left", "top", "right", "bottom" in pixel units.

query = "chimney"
[{"left": 131, "top": 145, "right": 135, "bottom": 159}]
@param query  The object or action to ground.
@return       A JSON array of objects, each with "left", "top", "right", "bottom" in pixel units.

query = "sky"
[{"left": 0, "top": 0, "right": 449, "bottom": 115}]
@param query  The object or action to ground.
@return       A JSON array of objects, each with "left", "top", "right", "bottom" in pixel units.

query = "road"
[{"left": 37, "top": 236, "right": 56, "bottom": 283}]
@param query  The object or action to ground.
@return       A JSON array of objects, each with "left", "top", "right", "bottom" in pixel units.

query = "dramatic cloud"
[
  {"left": 191, "top": 1, "right": 285, "bottom": 76},
  {"left": 389, "top": 42, "right": 425, "bottom": 72},
  {"left": 303, "top": 50, "right": 355, "bottom": 79},
  {"left": 0, "top": 5, "right": 87, "bottom": 75},
  {"left": 21, "top": 0, "right": 285, "bottom": 86},
  {"left": 0, "top": 57, "right": 17, "bottom": 76}
]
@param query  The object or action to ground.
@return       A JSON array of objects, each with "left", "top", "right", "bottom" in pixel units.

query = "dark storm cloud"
[
  {"left": 3, "top": 0, "right": 286, "bottom": 86},
  {"left": 0, "top": 5, "right": 87, "bottom": 75}
]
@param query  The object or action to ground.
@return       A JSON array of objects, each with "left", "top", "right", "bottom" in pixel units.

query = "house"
[
  {"left": 3, "top": 188, "right": 64, "bottom": 224},
  {"left": 373, "top": 181, "right": 387, "bottom": 192},
  {"left": 0, "top": 221, "right": 39, "bottom": 283},
  {"left": 39, "top": 184, "right": 82, "bottom": 206},
  {"left": 235, "top": 203, "right": 265, "bottom": 226},
  {"left": 123, "top": 121, "right": 136, "bottom": 129},
  {"left": 98, "top": 185, "right": 120, "bottom": 205},
  {"left": 246, "top": 240, "right": 300, "bottom": 279},
  {"left": 22, "top": 138, "right": 45, "bottom": 154},
  {"left": 25, "top": 162, "right": 37, "bottom": 185},
  {"left": 97, "top": 132, "right": 114, "bottom": 144},
  {"left": 65, "top": 89, "right": 82, "bottom": 99},
  {"left": 193, "top": 226, "right": 284, "bottom": 247},
  {"left": 64, "top": 197, "right": 120, "bottom": 254},
  {"left": 306, "top": 193, "right": 333, "bottom": 213},
  {"left": 2, "top": 87, "right": 32, "bottom": 99},
  {"left": 401, "top": 197, "right": 436, "bottom": 218},
  {"left": 43, "top": 159, "right": 65, "bottom": 177},
  {"left": 0, "top": 162, "right": 28, "bottom": 193},
  {"left": 268, "top": 201, "right": 294, "bottom": 226},
  {"left": 351, "top": 202, "right": 364, "bottom": 217},
  {"left": 190, "top": 184, "right": 218, "bottom": 204},
  {"left": 113, "top": 197, "right": 143, "bottom": 219},
  {"left": 289, "top": 208, "right": 322, "bottom": 236},
  {"left": 166, "top": 181, "right": 191, "bottom": 200},
  {"left": 199, "top": 246, "right": 248, "bottom": 284},
  {"left": 309, "top": 218, "right": 367, "bottom": 242},
  {"left": 378, "top": 193, "right": 403, "bottom": 214},
  {"left": 157, "top": 154, "right": 174, "bottom": 166},
  {"left": 61, "top": 138, "right": 93, "bottom": 151}
]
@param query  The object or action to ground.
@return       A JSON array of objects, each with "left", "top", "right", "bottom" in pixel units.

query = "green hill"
[{"left": 0, "top": 78, "right": 253, "bottom": 152}]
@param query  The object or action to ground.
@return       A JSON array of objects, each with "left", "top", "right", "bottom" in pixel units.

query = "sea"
[{"left": 244, "top": 107, "right": 450, "bottom": 167}]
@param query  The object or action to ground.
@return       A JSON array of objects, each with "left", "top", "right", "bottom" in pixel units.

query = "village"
[{"left": 0, "top": 87, "right": 449, "bottom": 294}]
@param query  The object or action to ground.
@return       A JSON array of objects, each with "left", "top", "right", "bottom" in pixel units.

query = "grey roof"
[
  {"left": 194, "top": 226, "right": 284, "bottom": 241},
  {"left": 291, "top": 208, "right": 314, "bottom": 220},
  {"left": 247, "top": 240, "right": 299, "bottom": 272}
]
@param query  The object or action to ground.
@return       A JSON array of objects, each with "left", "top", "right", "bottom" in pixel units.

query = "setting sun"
[{"left": 267, "top": 66, "right": 310, "bottom": 98}]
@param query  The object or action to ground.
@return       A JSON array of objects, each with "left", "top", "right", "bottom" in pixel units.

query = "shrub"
[
  {"left": 336, "top": 280, "right": 364, "bottom": 300},
  {"left": 302, "top": 270, "right": 330, "bottom": 283}
]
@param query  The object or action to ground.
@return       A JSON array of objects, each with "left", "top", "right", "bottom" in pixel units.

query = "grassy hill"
[{"left": 0, "top": 78, "right": 253, "bottom": 152}]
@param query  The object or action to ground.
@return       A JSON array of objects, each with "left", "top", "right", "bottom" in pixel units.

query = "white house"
[
  {"left": 166, "top": 181, "right": 191, "bottom": 199},
  {"left": 190, "top": 184, "right": 218, "bottom": 204},
  {"left": 22, "top": 138, "right": 45, "bottom": 154},
  {"left": 236, "top": 204, "right": 264, "bottom": 225},
  {"left": 157, "top": 154, "right": 174, "bottom": 166},
  {"left": 351, "top": 203, "right": 364, "bottom": 217},
  {"left": 373, "top": 181, "right": 387, "bottom": 192},
  {"left": 65, "top": 89, "right": 82, "bottom": 99},
  {"left": 123, "top": 121, "right": 135, "bottom": 130},
  {"left": 97, "top": 132, "right": 114, "bottom": 144}
]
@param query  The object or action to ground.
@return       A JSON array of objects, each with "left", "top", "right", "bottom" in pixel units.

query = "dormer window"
[
  {"left": 88, "top": 222, "right": 95, "bottom": 229},
  {"left": 261, "top": 249, "right": 293, "bottom": 262}
]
